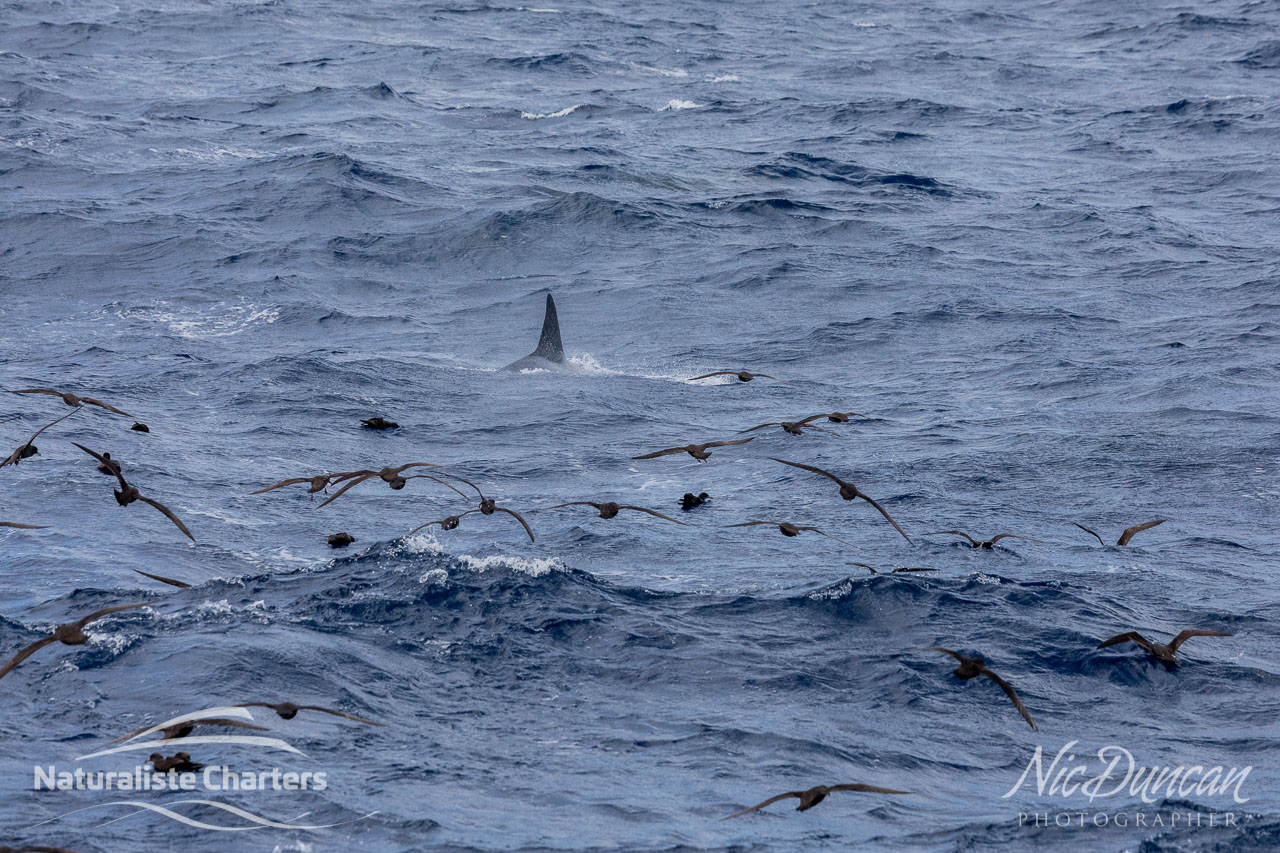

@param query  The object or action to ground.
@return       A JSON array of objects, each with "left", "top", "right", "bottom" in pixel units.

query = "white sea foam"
[
  {"left": 659, "top": 99, "right": 699, "bottom": 111},
  {"left": 400, "top": 533, "right": 564, "bottom": 577},
  {"left": 112, "top": 300, "right": 281, "bottom": 339},
  {"left": 709, "top": 74, "right": 740, "bottom": 82},
  {"left": 521, "top": 104, "right": 581, "bottom": 119}
]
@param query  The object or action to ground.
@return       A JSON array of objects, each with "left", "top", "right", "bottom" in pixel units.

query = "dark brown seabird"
[
  {"left": 251, "top": 471, "right": 367, "bottom": 497},
  {"left": 918, "top": 647, "right": 1036, "bottom": 730},
  {"left": 0, "top": 602, "right": 149, "bottom": 683},
  {"left": 361, "top": 417, "right": 399, "bottom": 430},
  {"left": 770, "top": 458, "right": 913, "bottom": 544},
  {"left": 1096, "top": 628, "right": 1233, "bottom": 667},
  {"left": 0, "top": 408, "right": 80, "bottom": 468},
  {"left": 10, "top": 387, "right": 132, "bottom": 417},
  {"left": 131, "top": 422, "right": 150, "bottom": 433},
  {"left": 1, "top": 521, "right": 49, "bottom": 530},
  {"left": 681, "top": 492, "right": 710, "bottom": 510},
  {"left": 96, "top": 451, "right": 121, "bottom": 476},
  {"left": 846, "top": 562, "right": 937, "bottom": 575},
  {"left": 328, "top": 532, "right": 355, "bottom": 548},
  {"left": 442, "top": 475, "right": 537, "bottom": 543},
  {"left": 237, "top": 701, "right": 383, "bottom": 725},
  {"left": 72, "top": 443, "right": 195, "bottom": 542},
  {"left": 1071, "top": 519, "right": 1165, "bottom": 546},
  {"left": 149, "top": 752, "right": 204, "bottom": 773},
  {"left": 317, "top": 463, "right": 454, "bottom": 507},
  {"left": 633, "top": 437, "right": 754, "bottom": 462},
  {"left": 800, "top": 411, "right": 870, "bottom": 424},
  {"left": 723, "top": 782, "right": 911, "bottom": 819},
  {"left": 924, "top": 530, "right": 1043, "bottom": 549},
  {"left": 740, "top": 418, "right": 836, "bottom": 436},
  {"left": 725, "top": 520, "right": 853, "bottom": 546},
  {"left": 548, "top": 501, "right": 686, "bottom": 525},
  {"left": 0, "top": 844, "right": 84, "bottom": 852},
  {"left": 687, "top": 370, "right": 789, "bottom": 384},
  {"left": 411, "top": 511, "right": 477, "bottom": 534}
]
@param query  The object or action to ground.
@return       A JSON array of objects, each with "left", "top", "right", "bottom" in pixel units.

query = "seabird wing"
[
  {"left": 298, "top": 705, "right": 384, "bottom": 726},
  {"left": 686, "top": 371, "right": 736, "bottom": 381},
  {"left": 495, "top": 507, "right": 536, "bottom": 543},
  {"left": 722, "top": 791, "right": 802, "bottom": 819},
  {"left": 925, "top": 530, "right": 979, "bottom": 547},
  {"left": 632, "top": 447, "right": 686, "bottom": 460},
  {"left": 80, "top": 396, "right": 132, "bottom": 417},
  {"left": 858, "top": 493, "right": 913, "bottom": 544},
  {"left": 134, "top": 569, "right": 191, "bottom": 589},
  {"left": 1096, "top": 631, "right": 1154, "bottom": 653},
  {"left": 72, "top": 442, "right": 129, "bottom": 491},
  {"left": 1168, "top": 629, "right": 1233, "bottom": 653},
  {"left": 619, "top": 506, "right": 686, "bottom": 524},
  {"left": 74, "top": 602, "right": 149, "bottom": 631},
  {"left": 828, "top": 783, "right": 912, "bottom": 795},
  {"left": 137, "top": 495, "right": 196, "bottom": 542},
  {"left": 1070, "top": 522, "right": 1106, "bottom": 546},
  {"left": 0, "top": 635, "right": 59, "bottom": 682},
  {"left": 1117, "top": 519, "right": 1165, "bottom": 546},
  {"left": 982, "top": 669, "right": 1037, "bottom": 730},
  {"left": 316, "top": 473, "right": 376, "bottom": 508}
]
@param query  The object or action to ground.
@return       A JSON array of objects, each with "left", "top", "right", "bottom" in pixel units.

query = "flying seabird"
[
  {"left": 361, "top": 417, "right": 399, "bottom": 430},
  {"left": 133, "top": 569, "right": 191, "bottom": 589},
  {"left": 317, "top": 463, "right": 456, "bottom": 507},
  {"left": 236, "top": 701, "right": 383, "bottom": 725},
  {"left": 149, "top": 752, "right": 204, "bottom": 773},
  {"left": 681, "top": 492, "right": 710, "bottom": 510},
  {"left": 72, "top": 444, "right": 195, "bottom": 542},
  {"left": 1071, "top": 519, "right": 1165, "bottom": 546},
  {"left": 633, "top": 437, "right": 754, "bottom": 462},
  {"left": 924, "top": 530, "right": 1043, "bottom": 549},
  {"left": 725, "top": 520, "right": 853, "bottom": 546},
  {"left": 1095, "top": 628, "right": 1233, "bottom": 667},
  {"left": 0, "top": 408, "right": 80, "bottom": 468},
  {"left": 0, "top": 602, "right": 149, "bottom": 683},
  {"left": 440, "top": 475, "right": 537, "bottom": 543},
  {"left": 846, "top": 562, "right": 937, "bottom": 575},
  {"left": 327, "top": 533, "right": 355, "bottom": 548},
  {"left": 800, "top": 412, "right": 869, "bottom": 424},
  {"left": 687, "top": 370, "right": 789, "bottom": 384},
  {"left": 547, "top": 501, "right": 686, "bottom": 525},
  {"left": 918, "top": 647, "right": 1036, "bottom": 730},
  {"left": 723, "top": 782, "right": 911, "bottom": 819},
  {"left": 9, "top": 388, "right": 132, "bottom": 417},
  {"left": 740, "top": 419, "right": 836, "bottom": 436},
  {"left": 410, "top": 512, "right": 476, "bottom": 534},
  {"left": 251, "top": 471, "right": 367, "bottom": 497},
  {"left": 769, "top": 458, "right": 912, "bottom": 544},
  {"left": 111, "top": 717, "right": 267, "bottom": 744},
  {"left": 0, "top": 844, "right": 84, "bottom": 852}
]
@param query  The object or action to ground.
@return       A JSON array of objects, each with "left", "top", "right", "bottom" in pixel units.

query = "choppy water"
[{"left": 2, "top": 0, "right": 1279, "bottom": 850}]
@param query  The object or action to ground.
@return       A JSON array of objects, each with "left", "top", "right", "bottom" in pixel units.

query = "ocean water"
[{"left": 1, "top": 0, "right": 1278, "bottom": 850}]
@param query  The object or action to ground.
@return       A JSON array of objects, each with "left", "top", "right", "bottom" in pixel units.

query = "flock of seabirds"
[{"left": 0, "top": 295, "right": 1236, "bottom": 849}]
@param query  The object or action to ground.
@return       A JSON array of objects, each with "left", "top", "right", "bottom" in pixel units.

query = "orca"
[{"left": 501, "top": 293, "right": 576, "bottom": 372}]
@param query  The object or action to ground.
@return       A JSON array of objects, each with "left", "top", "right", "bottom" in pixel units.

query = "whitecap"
[
  {"left": 520, "top": 104, "right": 581, "bottom": 119},
  {"left": 659, "top": 99, "right": 699, "bottom": 111}
]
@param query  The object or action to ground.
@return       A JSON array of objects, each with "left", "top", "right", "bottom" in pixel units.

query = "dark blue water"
[{"left": 2, "top": 0, "right": 1278, "bottom": 850}]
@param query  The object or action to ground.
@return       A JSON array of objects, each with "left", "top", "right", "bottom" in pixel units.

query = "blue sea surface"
[{"left": 1, "top": 0, "right": 1278, "bottom": 850}]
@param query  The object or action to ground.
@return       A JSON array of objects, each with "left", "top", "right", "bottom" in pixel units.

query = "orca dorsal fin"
[{"left": 531, "top": 293, "right": 564, "bottom": 362}]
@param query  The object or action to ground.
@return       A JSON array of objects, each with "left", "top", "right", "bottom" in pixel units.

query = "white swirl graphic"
[{"left": 27, "top": 800, "right": 379, "bottom": 831}]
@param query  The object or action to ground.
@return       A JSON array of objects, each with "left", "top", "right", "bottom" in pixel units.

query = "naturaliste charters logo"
[
  {"left": 27, "top": 705, "right": 378, "bottom": 831},
  {"left": 1002, "top": 740, "right": 1251, "bottom": 804}
]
